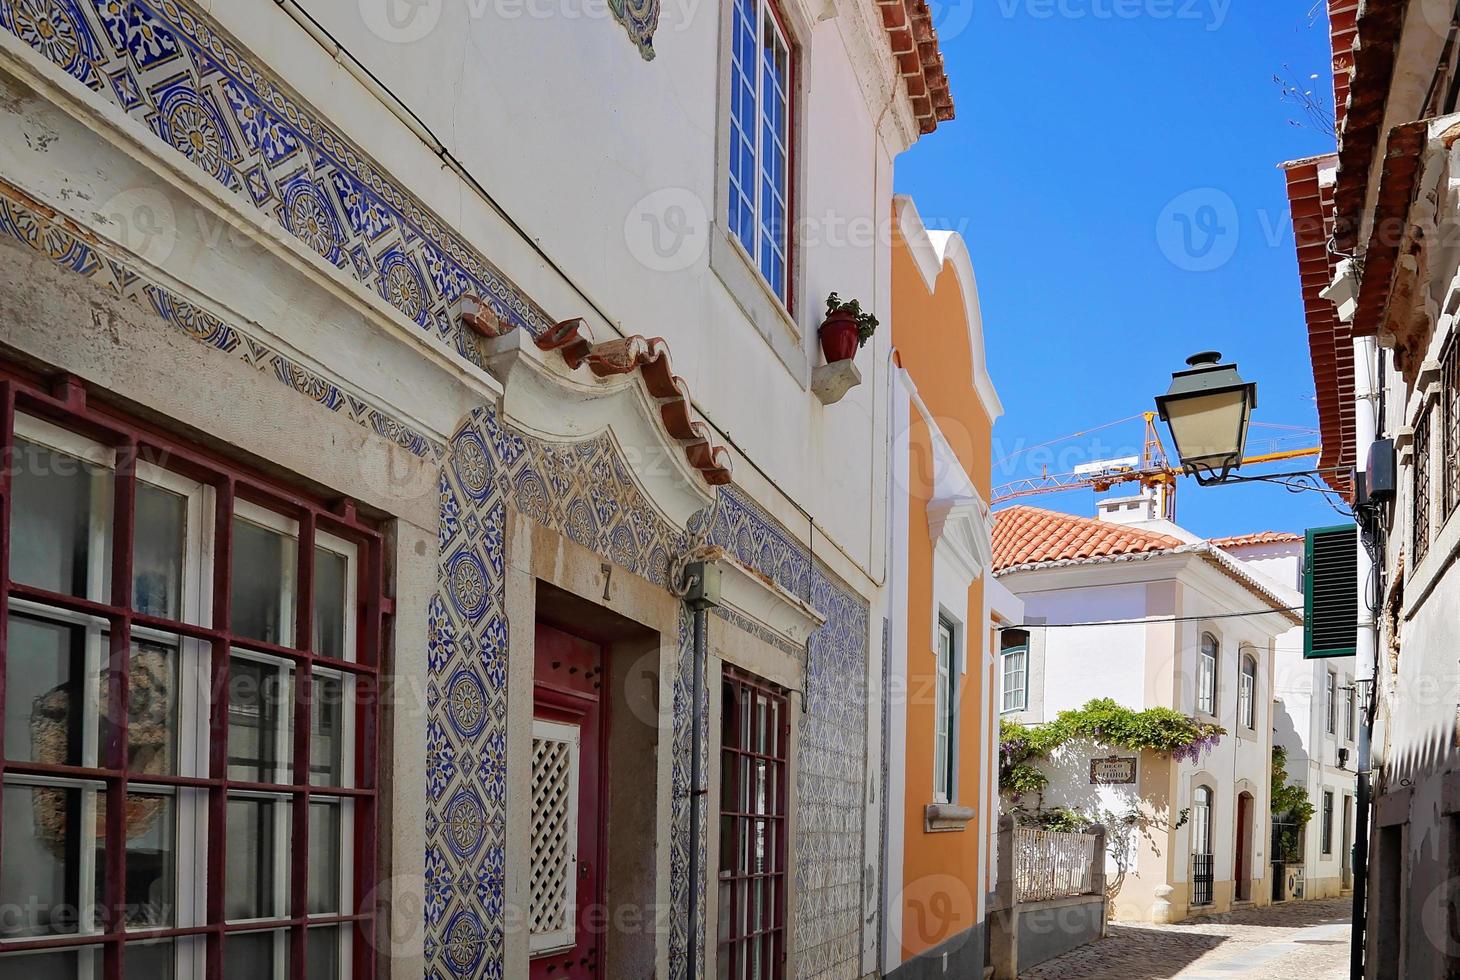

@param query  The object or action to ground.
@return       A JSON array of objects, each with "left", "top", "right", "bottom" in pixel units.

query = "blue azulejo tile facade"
[
  {"left": 0, "top": 0, "right": 554, "bottom": 359},
  {"left": 0, "top": 1, "right": 876, "bottom": 974}
]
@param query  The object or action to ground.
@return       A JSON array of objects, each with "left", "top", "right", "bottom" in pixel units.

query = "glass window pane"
[
  {"left": 312, "top": 547, "right": 349, "bottom": 661},
  {"left": 225, "top": 930, "right": 281, "bottom": 980},
  {"left": 308, "top": 800, "right": 341, "bottom": 915},
  {"left": 11, "top": 435, "right": 113, "bottom": 601},
  {"left": 96, "top": 790, "right": 175, "bottom": 928},
  {"left": 310, "top": 673, "right": 344, "bottom": 788},
  {"left": 225, "top": 797, "right": 289, "bottom": 921},
  {"left": 1, "top": 782, "right": 101, "bottom": 938},
  {"left": 134, "top": 482, "right": 186, "bottom": 620},
  {"left": 228, "top": 657, "right": 292, "bottom": 783},
  {"left": 231, "top": 517, "right": 296, "bottom": 645},
  {"left": 97, "top": 635, "right": 180, "bottom": 777},
  {"left": 0, "top": 946, "right": 102, "bottom": 979},
  {"left": 306, "top": 925, "right": 342, "bottom": 979},
  {"left": 124, "top": 939, "right": 175, "bottom": 980},
  {"left": 5, "top": 611, "right": 91, "bottom": 767}
]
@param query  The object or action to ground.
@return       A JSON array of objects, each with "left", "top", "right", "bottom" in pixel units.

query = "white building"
[
  {"left": 0, "top": 0, "right": 958, "bottom": 977},
  {"left": 1215, "top": 532, "right": 1358, "bottom": 902},
  {"left": 992, "top": 500, "right": 1301, "bottom": 922}
]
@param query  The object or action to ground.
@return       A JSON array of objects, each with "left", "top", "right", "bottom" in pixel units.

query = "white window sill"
[
  {"left": 925, "top": 803, "right": 975, "bottom": 833},
  {"left": 708, "top": 220, "right": 808, "bottom": 383}
]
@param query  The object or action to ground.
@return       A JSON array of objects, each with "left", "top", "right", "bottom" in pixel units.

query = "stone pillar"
[
  {"left": 989, "top": 815, "right": 1018, "bottom": 979},
  {"left": 1088, "top": 823, "right": 1109, "bottom": 937},
  {"left": 1152, "top": 884, "right": 1175, "bottom": 924}
]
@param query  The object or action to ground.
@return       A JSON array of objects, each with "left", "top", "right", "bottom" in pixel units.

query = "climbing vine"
[
  {"left": 1271, "top": 746, "right": 1315, "bottom": 863},
  {"left": 999, "top": 698, "right": 1226, "bottom": 796}
]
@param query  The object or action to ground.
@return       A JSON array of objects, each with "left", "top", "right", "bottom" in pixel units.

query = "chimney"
[{"left": 1096, "top": 488, "right": 1160, "bottom": 526}]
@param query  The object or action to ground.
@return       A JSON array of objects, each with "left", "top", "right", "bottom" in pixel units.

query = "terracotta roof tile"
[
  {"left": 878, "top": 0, "right": 954, "bottom": 135},
  {"left": 1210, "top": 531, "right": 1303, "bottom": 548},
  {"left": 992, "top": 505, "right": 1183, "bottom": 573}
]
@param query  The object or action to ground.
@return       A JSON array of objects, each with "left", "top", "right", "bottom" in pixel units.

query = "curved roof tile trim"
[
  {"left": 535, "top": 319, "right": 735, "bottom": 486},
  {"left": 878, "top": 0, "right": 954, "bottom": 135}
]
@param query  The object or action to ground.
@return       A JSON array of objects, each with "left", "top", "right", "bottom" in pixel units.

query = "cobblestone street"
[{"left": 1019, "top": 898, "right": 1352, "bottom": 979}]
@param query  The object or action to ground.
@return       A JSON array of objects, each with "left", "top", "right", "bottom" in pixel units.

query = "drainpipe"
[
  {"left": 682, "top": 562, "right": 721, "bottom": 980},
  {"left": 1350, "top": 335, "right": 1380, "bottom": 980}
]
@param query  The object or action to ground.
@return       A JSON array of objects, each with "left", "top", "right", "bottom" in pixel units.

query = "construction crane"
[{"left": 991, "top": 412, "right": 1321, "bottom": 523}]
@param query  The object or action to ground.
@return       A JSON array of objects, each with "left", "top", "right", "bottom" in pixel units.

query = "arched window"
[
  {"left": 1198, "top": 632, "right": 1219, "bottom": 715},
  {"left": 1193, "top": 785, "right": 1214, "bottom": 855},
  {"left": 1000, "top": 629, "right": 1029, "bottom": 714},
  {"left": 1239, "top": 652, "right": 1257, "bottom": 729}
]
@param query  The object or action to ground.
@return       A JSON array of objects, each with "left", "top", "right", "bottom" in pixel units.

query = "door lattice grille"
[{"left": 530, "top": 733, "right": 576, "bottom": 942}]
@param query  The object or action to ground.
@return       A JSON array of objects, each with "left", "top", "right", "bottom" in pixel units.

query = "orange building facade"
[{"left": 880, "top": 196, "right": 1021, "bottom": 978}]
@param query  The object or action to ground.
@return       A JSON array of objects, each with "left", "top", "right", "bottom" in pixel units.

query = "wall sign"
[{"left": 1089, "top": 756, "right": 1138, "bottom": 785}]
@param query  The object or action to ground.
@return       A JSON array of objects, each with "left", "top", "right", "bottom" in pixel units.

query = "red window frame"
[
  {"left": 717, "top": 666, "right": 788, "bottom": 980},
  {"left": 0, "top": 366, "right": 384, "bottom": 980}
]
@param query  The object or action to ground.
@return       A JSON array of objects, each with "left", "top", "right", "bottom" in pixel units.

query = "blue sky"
[{"left": 894, "top": 0, "right": 1350, "bottom": 538}]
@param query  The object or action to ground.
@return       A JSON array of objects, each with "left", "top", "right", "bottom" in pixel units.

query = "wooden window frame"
[
  {"left": 725, "top": 0, "right": 797, "bottom": 311},
  {"left": 1238, "top": 652, "right": 1256, "bottom": 730},
  {"left": 933, "top": 616, "right": 957, "bottom": 804},
  {"left": 0, "top": 368, "right": 384, "bottom": 980},
  {"left": 717, "top": 666, "right": 788, "bottom": 980},
  {"left": 1198, "top": 633, "right": 1218, "bottom": 717}
]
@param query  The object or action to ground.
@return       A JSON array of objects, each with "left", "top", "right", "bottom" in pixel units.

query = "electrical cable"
[{"left": 997, "top": 606, "right": 1303, "bottom": 631}]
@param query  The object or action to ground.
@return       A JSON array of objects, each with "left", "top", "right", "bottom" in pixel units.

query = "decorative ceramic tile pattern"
[
  {"left": 612, "top": 0, "right": 659, "bottom": 60},
  {"left": 706, "top": 487, "right": 871, "bottom": 980},
  {"left": 0, "top": 0, "right": 553, "bottom": 361},
  {"left": 431, "top": 407, "right": 693, "bottom": 979},
  {"left": 0, "top": 180, "right": 440, "bottom": 459}
]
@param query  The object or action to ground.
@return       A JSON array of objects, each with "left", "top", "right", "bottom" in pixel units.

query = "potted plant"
[{"left": 819, "top": 292, "right": 878, "bottom": 363}]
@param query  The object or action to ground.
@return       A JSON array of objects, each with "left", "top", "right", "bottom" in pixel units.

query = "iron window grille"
[
  {"left": 1415, "top": 404, "right": 1433, "bottom": 565},
  {"left": 0, "top": 368, "right": 383, "bottom": 980},
  {"left": 718, "top": 667, "right": 788, "bottom": 980},
  {"left": 1191, "top": 785, "right": 1214, "bottom": 907},
  {"left": 1443, "top": 334, "right": 1459, "bottom": 521}
]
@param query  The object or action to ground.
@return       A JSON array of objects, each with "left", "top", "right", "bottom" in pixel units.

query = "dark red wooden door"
[{"left": 530, "top": 623, "right": 606, "bottom": 979}]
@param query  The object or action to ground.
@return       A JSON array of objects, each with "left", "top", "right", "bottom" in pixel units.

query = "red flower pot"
[{"left": 819, "top": 311, "right": 859, "bottom": 363}]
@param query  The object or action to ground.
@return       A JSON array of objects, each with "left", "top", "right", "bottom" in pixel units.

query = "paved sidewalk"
[{"left": 1018, "top": 898, "right": 1352, "bottom": 979}]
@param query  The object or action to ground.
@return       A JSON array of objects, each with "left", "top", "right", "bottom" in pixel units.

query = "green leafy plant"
[
  {"left": 824, "top": 292, "right": 879, "bottom": 347},
  {"left": 1271, "top": 746, "right": 1315, "bottom": 824},
  {"left": 999, "top": 699, "right": 1226, "bottom": 798}
]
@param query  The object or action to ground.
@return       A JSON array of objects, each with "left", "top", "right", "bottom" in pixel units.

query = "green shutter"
[{"left": 1304, "top": 524, "right": 1359, "bottom": 659}]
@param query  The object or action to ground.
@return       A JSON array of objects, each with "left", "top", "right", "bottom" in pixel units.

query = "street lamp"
[{"left": 1155, "top": 351, "right": 1257, "bottom": 485}]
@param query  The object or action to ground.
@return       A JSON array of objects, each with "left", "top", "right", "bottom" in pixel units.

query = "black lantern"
[{"left": 1155, "top": 352, "right": 1257, "bottom": 484}]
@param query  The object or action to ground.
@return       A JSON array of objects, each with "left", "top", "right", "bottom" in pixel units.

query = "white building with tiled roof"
[
  {"left": 1215, "top": 534, "right": 1358, "bottom": 905},
  {"left": 992, "top": 502, "right": 1301, "bottom": 923}
]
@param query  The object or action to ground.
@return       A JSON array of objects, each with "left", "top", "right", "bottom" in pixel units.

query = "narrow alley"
[{"left": 1020, "top": 900, "right": 1352, "bottom": 980}]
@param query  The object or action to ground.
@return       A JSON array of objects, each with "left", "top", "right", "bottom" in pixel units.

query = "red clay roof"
[
  {"left": 992, "top": 506, "right": 1184, "bottom": 573},
  {"left": 532, "top": 319, "right": 734, "bottom": 485},
  {"left": 1331, "top": 0, "right": 1408, "bottom": 252},
  {"left": 1280, "top": 155, "right": 1355, "bottom": 499},
  {"left": 878, "top": 0, "right": 954, "bottom": 135},
  {"left": 1210, "top": 531, "right": 1303, "bottom": 548}
]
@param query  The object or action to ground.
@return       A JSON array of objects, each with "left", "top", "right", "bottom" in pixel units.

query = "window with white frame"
[
  {"left": 1192, "top": 785, "right": 1213, "bottom": 855},
  {"left": 1326, "top": 671, "right": 1338, "bottom": 735},
  {"left": 1198, "top": 632, "right": 1218, "bottom": 716},
  {"left": 727, "top": 0, "right": 794, "bottom": 304},
  {"left": 1344, "top": 681, "right": 1356, "bottom": 742},
  {"left": 0, "top": 383, "right": 379, "bottom": 980},
  {"left": 1321, "top": 790, "right": 1334, "bottom": 855},
  {"left": 1000, "top": 629, "right": 1029, "bottom": 714},
  {"left": 1238, "top": 652, "right": 1256, "bottom": 730},
  {"left": 933, "top": 616, "right": 957, "bottom": 804}
]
